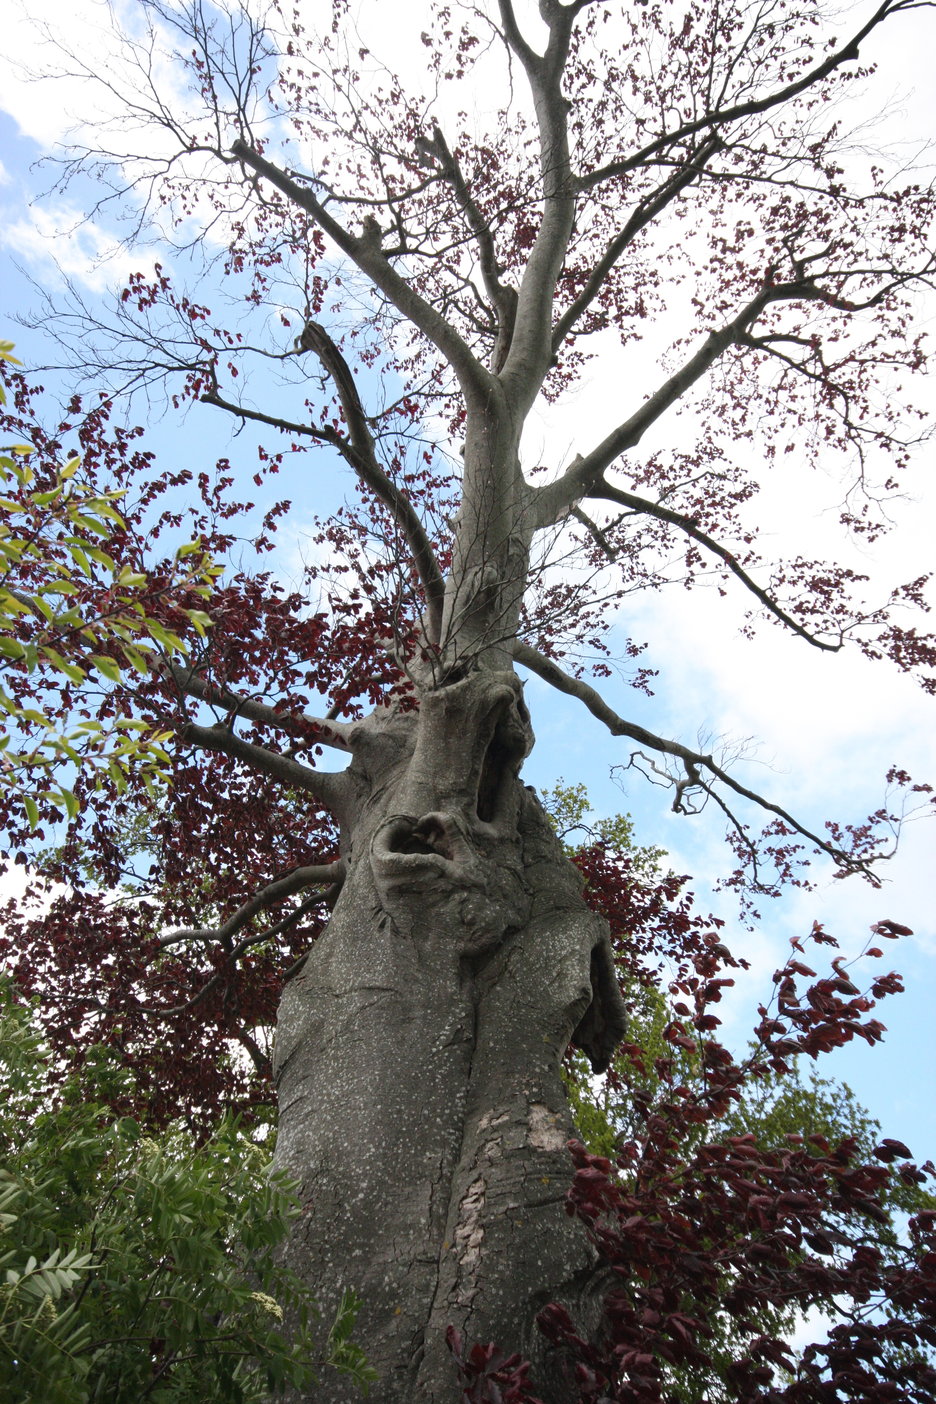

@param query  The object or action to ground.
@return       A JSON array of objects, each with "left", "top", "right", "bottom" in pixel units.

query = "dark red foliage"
[
  {"left": 435, "top": 841, "right": 936, "bottom": 1401},
  {"left": 540, "top": 857, "right": 936, "bottom": 1403},
  {"left": 0, "top": 366, "right": 354, "bottom": 1129},
  {"left": 446, "top": 1326, "right": 544, "bottom": 1404},
  {"left": 544, "top": 1122, "right": 936, "bottom": 1401}
]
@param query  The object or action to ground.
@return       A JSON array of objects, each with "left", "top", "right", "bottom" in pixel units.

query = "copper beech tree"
[{"left": 3, "top": 0, "right": 936, "bottom": 1399}]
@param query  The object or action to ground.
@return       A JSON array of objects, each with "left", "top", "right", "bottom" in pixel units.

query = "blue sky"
[{"left": 1, "top": 0, "right": 934, "bottom": 1162}]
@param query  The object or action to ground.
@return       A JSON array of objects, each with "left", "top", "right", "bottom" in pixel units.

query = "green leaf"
[
  {"left": 88, "top": 499, "right": 126, "bottom": 526},
  {"left": 30, "top": 488, "right": 64, "bottom": 507},
  {"left": 85, "top": 546, "right": 117, "bottom": 571},
  {"left": 21, "top": 709, "right": 55, "bottom": 729},
  {"left": 40, "top": 647, "right": 87, "bottom": 684},
  {"left": 39, "top": 581, "right": 79, "bottom": 598},
  {"left": 28, "top": 595, "right": 55, "bottom": 624},
  {"left": 106, "top": 759, "right": 129, "bottom": 793},
  {"left": 67, "top": 545, "right": 92, "bottom": 578},
  {"left": 120, "top": 645, "right": 151, "bottom": 675},
  {"left": 145, "top": 621, "right": 187, "bottom": 653},
  {"left": 90, "top": 655, "right": 122, "bottom": 684},
  {"left": 185, "top": 609, "right": 213, "bottom": 636},
  {"left": 0, "top": 589, "right": 36, "bottom": 616},
  {"left": 116, "top": 566, "right": 148, "bottom": 588},
  {"left": 24, "top": 796, "right": 39, "bottom": 830},
  {"left": 69, "top": 514, "right": 112, "bottom": 539},
  {"left": 52, "top": 737, "right": 83, "bottom": 764}
]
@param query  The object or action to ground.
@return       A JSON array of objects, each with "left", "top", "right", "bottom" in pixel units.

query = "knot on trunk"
[
  {"left": 372, "top": 810, "right": 474, "bottom": 875},
  {"left": 396, "top": 670, "right": 533, "bottom": 829},
  {"left": 370, "top": 810, "right": 525, "bottom": 953}
]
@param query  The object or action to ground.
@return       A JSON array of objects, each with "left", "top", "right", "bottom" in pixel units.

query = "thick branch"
[
  {"left": 182, "top": 720, "right": 346, "bottom": 812},
  {"left": 203, "top": 378, "right": 444, "bottom": 643},
  {"left": 590, "top": 482, "right": 841, "bottom": 653},
  {"left": 512, "top": 640, "right": 869, "bottom": 874},
  {"left": 296, "top": 321, "right": 446, "bottom": 642},
  {"left": 140, "top": 891, "right": 328, "bottom": 1017},
  {"left": 416, "top": 122, "right": 518, "bottom": 372},
  {"left": 229, "top": 139, "right": 492, "bottom": 406},
  {"left": 166, "top": 662, "right": 354, "bottom": 751},
  {"left": 495, "top": 0, "right": 579, "bottom": 413},
  {"left": 158, "top": 858, "right": 345, "bottom": 948},
  {"left": 569, "top": 505, "right": 621, "bottom": 561},
  {"left": 201, "top": 387, "right": 348, "bottom": 447},
  {"left": 534, "top": 280, "right": 802, "bottom": 525}
]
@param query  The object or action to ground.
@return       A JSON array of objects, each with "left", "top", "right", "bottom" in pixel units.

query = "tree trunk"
[{"left": 273, "top": 671, "right": 625, "bottom": 1401}]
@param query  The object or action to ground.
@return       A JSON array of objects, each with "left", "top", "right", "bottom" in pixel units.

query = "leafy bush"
[{"left": 0, "top": 979, "right": 373, "bottom": 1401}]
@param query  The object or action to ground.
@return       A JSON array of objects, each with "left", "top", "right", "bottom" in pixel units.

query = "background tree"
[
  {"left": 0, "top": 979, "right": 375, "bottom": 1403},
  {"left": 2, "top": 1, "right": 936, "bottom": 1400}
]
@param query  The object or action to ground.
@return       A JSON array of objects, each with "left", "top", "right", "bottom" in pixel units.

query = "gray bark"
[{"left": 273, "top": 671, "right": 626, "bottom": 1401}]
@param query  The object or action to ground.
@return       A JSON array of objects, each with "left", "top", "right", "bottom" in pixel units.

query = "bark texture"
[{"left": 273, "top": 671, "right": 626, "bottom": 1401}]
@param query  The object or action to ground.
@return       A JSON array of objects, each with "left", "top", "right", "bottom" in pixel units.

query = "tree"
[{"left": 3, "top": 1, "right": 936, "bottom": 1399}]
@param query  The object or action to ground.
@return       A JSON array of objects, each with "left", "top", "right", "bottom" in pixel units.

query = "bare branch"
[
  {"left": 512, "top": 640, "right": 871, "bottom": 875},
  {"left": 201, "top": 387, "right": 350, "bottom": 448},
  {"left": 414, "top": 122, "right": 519, "bottom": 373},
  {"left": 158, "top": 858, "right": 345, "bottom": 948},
  {"left": 534, "top": 284, "right": 778, "bottom": 523},
  {"left": 576, "top": 1, "right": 922, "bottom": 193},
  {"left": 295, "top": 321, "right": 446, "bottom": 642},
  {"left": 589, "top": 482, "right": 842, "bottom": 652},
  {"left": 553, "top": 134, "right": 724, "bottom": 352},
  {"left": 140, "top": 890, "right": 328, "bottom": 1017},
  {"left": 569, "top": 505, "right": 621, "bottom": 562},
  {"left": 534, "top": 264, "right": 881, "bottom": 526},
  {"left": 495, "top": 0, "right": 539, "bottom": 71},
  {"left": 229, "top": 138, "right": 492, "bottom": 407},
  {"left": 495, "top": 0, "right": 579, "bottom": 412}
]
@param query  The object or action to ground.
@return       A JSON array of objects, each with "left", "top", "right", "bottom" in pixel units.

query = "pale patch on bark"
[
  {"left": 527, "top": 1103, "right": 566, "bottom": 1152},
  {"left": 453, "top": 1172, "right": 488, "bottom": 1304}
]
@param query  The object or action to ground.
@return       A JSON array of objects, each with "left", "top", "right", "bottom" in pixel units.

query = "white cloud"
[
  {"left": 0, "top": 0, "right": 144, "bottom": 149},
  {"left": 0, "top": 202, "right": 145, "bottom": 291}
]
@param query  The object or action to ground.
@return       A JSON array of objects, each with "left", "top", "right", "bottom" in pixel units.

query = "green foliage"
[
  {"left": 0, "top": 342, "right": 217, "bottom": 824},
  {"left": 0, "top": 343, "right": 21, "bottom": 399},
  {"left": 0, "top": 980, "right": 376, "bottom": 1401},
  {"left": 540, "top": 779, "right": 666, "bottom": 875}
]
